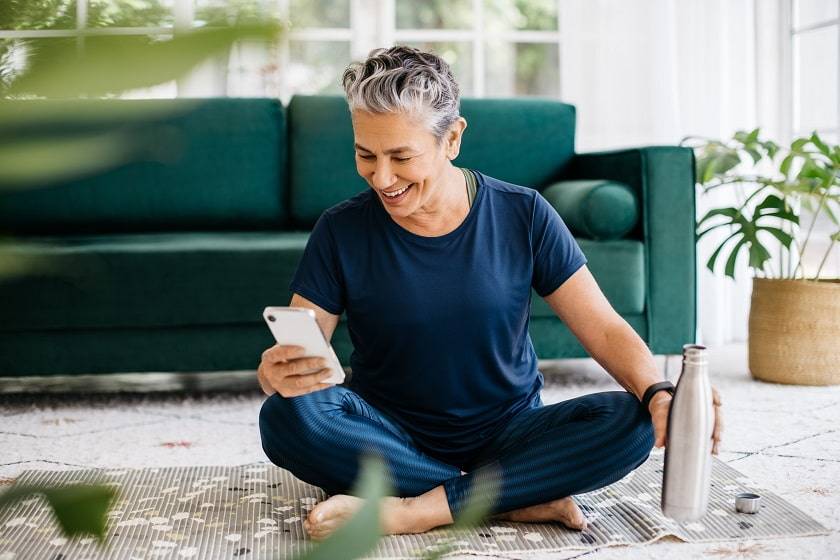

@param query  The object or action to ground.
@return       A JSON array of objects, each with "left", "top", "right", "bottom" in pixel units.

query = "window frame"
[
  {"left": 788, "top": 0, "right": 840, "bottom": 139},
  {"left": 0, "top": 0, "right": 564, "bottom": 99}
]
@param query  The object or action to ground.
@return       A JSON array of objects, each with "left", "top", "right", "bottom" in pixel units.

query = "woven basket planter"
[{"left": 748, "top": 278, "right": 840, "bottom": 386}]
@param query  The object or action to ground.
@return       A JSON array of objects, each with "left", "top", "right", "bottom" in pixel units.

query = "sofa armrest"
[{"left": 565, "top": 146, "right": 697, "bottom": 354}]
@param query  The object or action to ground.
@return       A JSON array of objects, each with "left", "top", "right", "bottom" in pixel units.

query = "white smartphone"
[{"left": 262, "top": 306, "right": 346, "bottom": 385}]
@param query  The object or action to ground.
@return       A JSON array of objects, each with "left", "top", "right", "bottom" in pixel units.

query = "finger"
[
  {"left": 711, "top": 411, "right": 723, "bottom": 455},
  {"left": 289, "top": 357, "right": 328, "bottom": 376},
  {"left": 264, "top": 345, "right": 305, "bottom": 363},
  {"left": 289, "top": 368, "right": 332, "bottom": 390},
  {"left": 654, "top": 423, "right": 665, "bottom": 448}
]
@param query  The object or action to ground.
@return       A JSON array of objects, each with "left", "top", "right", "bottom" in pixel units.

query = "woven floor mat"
[{"left": 0, "top": 449, "right": 829, "bottom": 559}]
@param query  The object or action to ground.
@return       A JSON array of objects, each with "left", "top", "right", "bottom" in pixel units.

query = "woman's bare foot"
[
  {"left": 492, "top": 496, "right": 588, "bottom": 531},
  {"left": 303, "top": 494, "right": 424, "bottom": 541}
]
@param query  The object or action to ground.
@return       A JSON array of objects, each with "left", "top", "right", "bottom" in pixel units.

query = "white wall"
[{"left": 559, "top": 0, "right": 791, "bottom": 346}]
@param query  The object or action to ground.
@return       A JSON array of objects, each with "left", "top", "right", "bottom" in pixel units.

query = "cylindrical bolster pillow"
[{"left": 541, "top": 180, "right": 639, "bottom": 240}]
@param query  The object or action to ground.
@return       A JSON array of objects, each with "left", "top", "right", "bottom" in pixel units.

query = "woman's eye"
[{"left": 357, "top": 154, "right": 412, "bottom": 162}]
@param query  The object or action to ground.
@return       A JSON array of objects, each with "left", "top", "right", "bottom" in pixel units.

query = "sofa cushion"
[
  {"left": 1, "top": 232, "right": 309, "bottom": 332},
  {"left": 3, "top": 233, "right": 644, "bottom": 331},
  {"left": 530, "top": 238, "right": 645, "bottom": 317},
  {"left": 0, "top": 98, "right": 288, "bottom": 234},
  {"left": 541, "top": 180, "right": 639, "bottom": 240},
  {"left": 287, "top": 95, "right": 576, "bottom": 228}
]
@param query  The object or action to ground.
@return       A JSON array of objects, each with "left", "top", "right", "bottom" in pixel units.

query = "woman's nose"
[{"left": 372, "top": 160, "right": 396, "bottom": 189}]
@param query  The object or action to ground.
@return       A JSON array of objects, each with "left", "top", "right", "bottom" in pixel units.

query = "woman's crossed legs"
[{"left": 258, "top": 385, "right": 654, "bottom": 539}]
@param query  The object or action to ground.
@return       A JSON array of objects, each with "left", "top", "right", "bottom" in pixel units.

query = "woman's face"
[{"left": 351, "top": 110, "right": 461, "bottom": 219}]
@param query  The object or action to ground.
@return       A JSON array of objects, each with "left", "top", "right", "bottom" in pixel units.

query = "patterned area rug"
[{"left": 0, "top": 449, "right": 828, "bottom": 559}]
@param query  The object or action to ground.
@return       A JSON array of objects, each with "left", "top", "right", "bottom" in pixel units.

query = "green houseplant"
[{"left": 683, "top": 129, "right": 840, "bottom": 386}]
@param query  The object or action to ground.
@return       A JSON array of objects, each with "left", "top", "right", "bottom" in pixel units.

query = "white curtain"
[{"left": 559, "top": 0, "right": 788, "bottom": 346}]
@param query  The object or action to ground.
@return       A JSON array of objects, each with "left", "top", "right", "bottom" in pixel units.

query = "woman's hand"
[
  {"left": 257, "top": 344, "right": 334, "bottom": 397},
  {"left": 649, "top": 386, "right": 723, "bottom": 455}
]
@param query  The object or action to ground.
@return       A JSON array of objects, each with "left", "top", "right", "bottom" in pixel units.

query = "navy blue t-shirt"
[{"left": 289, "top": 171, "right": 587, "bottom": 465}]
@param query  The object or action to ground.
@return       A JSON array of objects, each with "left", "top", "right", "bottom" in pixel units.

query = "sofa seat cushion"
[
  {"left": 1, "top": 232, "right": 310, "bottom": 332},
  {"left": 3, "top": 234, "right": 645, "bottom": 332},
  {"left": 530, "top": 238, "right": 645, "bottom": 317}
]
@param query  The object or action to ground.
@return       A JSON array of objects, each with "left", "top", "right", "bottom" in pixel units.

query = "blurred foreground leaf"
[
  {"left": 0, "top": 483, "right": 117, "bottom": 541},
  {"left": 5, "top": 23, "right": 282, "bottom": 98},
  {"left": 297, "top": 453, "right": 391, "bottom": 560},
  {"left": 420, "top": 465, "right": 500, "bottom": 560},
  {"left": 0, "top": 132, "right": 135, "bottom": 187}
]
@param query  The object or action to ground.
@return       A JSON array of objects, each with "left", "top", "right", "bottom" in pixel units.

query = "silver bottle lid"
[
  {"left": 682, "top": 343, "right": 708, "bottom": 366},
  {"left": 735, "top": 493, "right": 761, "bottom": 514}
]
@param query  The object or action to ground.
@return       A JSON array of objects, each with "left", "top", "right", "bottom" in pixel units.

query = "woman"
[{"left": 258, "top": 46, "right": 723, "bottom": 541}]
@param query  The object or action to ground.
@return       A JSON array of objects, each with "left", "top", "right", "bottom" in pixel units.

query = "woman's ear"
[{"left": 446, "top": 117, "right": 468, "bottom": 160}]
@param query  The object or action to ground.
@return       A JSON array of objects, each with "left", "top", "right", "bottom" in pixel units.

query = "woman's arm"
[
  {"left": 290, "top": 292, "right": 341, "bottom": 343},
  {"left": 540, "top": 265, "right": 662, "bottom": 401}
]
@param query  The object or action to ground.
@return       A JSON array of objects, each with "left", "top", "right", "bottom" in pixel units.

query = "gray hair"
[{"left": 341, "top": 46, "right": 461, "bottom": 144}]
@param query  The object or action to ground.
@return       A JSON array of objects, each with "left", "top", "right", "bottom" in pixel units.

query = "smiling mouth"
[{"left": 381, "top": 184, "right": 414, "bottom": 198}]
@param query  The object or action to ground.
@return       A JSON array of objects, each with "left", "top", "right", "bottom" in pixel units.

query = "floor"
[{"left": 1, "top": 343, "right": 838, "bottom": 559}]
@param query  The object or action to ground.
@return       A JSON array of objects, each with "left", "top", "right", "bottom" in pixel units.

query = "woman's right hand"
[{"left": 258, "top": 344, "right": 335, "bottom": 397}]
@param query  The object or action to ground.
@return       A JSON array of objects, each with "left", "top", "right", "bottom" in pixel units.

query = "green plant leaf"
[
  {"left": 696, "top": 143, "right": 740, "bottom": 184},
  {"left": 0, "top": 132, "right": 136, "bottom": 188},
  {"left": 758, "top": 226, "right": 794, "bottom": 248},
  {"left": 697, "top": 206, "right": 741, "bottom": 226},
  {"left": 744, "top": 146, "right": 762, "bottom": 164},
  {"left": 792, "top": 137, "right": 809, "bottom": 152},
  {"left": 0, "top": 483, "right": 116, "bottom": 541},
  {"left": 418, "top": 466, "right": 501, "bottom": 560},
  {"left": 7, "top": 23, "right": 282, "bottom": 97},
  {"left": 747, "top": 238, "right": 772, "bottom": 270},
  {"left": 798, "top": 159, "right": 830, "bottom": 181},
  {"left": 724, "top": 238, "right": 748, "bottom": 278},
  {"left": 746, "top": 127, "right": 760, "bottom": 143},
  {"left": 696, "top": 222, "right": 733, "bottom": 240},
  {"left": 753, "top": 193, "right": 786, "bottom": 211},
  {"left": 706, "top": 230, "right": 741, "bottom": 274},
  {"left": 0, "top": 99, "right": 202, "bottom": 129},
  {"left": 780, "top": 153, "right": 795, "bottom": 177},
  {"left": 764, "top": 140, "right": 779, "bottom": 159},
  {"left": 811, "top": 132, "right": 831, "bottom": 157},
  {"left": 295, "top": 454, "right": 391, "bottom": 560}
]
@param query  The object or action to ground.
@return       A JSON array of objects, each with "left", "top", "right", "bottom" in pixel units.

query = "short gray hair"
[{"left": 341, "top": 46, "right": 461, "bottom": 143}]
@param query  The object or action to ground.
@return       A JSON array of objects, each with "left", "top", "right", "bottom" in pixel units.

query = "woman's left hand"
[{"left": 649, "top": 386, "right": 723, "bottom": 455}]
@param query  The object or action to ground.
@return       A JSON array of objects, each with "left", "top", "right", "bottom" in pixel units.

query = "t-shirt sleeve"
[
  {"left": 531, "top": 190, "right": 588, "bottom": 297},
  {"left": 288, "top": 212, "right": 345, "bottom": 315}
]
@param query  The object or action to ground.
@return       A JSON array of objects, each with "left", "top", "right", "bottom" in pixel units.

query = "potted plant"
[{"left": 682, "top": 129, "right": 840, "bottom": 386}]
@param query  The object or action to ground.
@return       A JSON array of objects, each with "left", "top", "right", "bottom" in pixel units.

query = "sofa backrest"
[
  {"left": 287, "top": 95, "right": 576, "bottom": 228},
  {"left": 0, "top": 98, "right": 287, "bottom": 234}
]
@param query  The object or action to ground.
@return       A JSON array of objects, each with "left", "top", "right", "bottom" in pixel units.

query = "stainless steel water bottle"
[{"left": 662, "top": 344, "right": 715, "bottom": 521}]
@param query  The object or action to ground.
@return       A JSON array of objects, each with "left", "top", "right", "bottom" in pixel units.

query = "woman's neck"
[{"left": 392, "top": 165, "right": 469, "bottom": 237}]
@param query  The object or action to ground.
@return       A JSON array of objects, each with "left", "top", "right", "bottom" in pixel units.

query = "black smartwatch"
[{"left": 641, "top": 381, "right": 675, "bottom": 411}]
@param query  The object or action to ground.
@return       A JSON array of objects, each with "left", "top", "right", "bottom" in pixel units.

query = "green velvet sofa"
[{"left": 0, "top": 96, "right": 696, "bottom": 378}]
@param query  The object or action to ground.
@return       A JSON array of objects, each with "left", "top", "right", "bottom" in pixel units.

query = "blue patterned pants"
[{"left": 258, "top": 386, "right": 654, "bottom": 520}]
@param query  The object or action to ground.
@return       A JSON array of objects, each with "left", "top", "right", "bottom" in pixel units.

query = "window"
[
  {"left": 791, "top": 0, "right": 839, "bottom": 142},
  {"left": 788, "top": 0, "right": 840, "bottom": 277},
  {"left": 1, "top": 0, "right": 563, "bottom": 100}
]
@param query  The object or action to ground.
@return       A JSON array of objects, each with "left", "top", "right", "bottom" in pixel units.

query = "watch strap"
[{"left": 641, "top": 380, "right": 675, "bottom": 411}]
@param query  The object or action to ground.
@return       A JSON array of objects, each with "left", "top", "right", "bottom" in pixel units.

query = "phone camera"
[{"left": 267, "top": 315, "right": 276, "bottom": 322}]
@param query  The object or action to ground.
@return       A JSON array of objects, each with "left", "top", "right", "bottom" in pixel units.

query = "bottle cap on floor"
[{"left": 735, "top": 493, "right": 762, "bottom": 514}]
